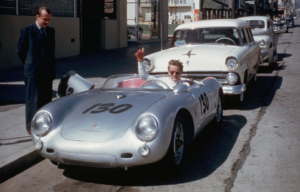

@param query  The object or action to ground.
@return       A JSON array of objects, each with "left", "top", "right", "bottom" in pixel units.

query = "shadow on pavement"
[
  {"left": 224, "top": 75, "right": 283, "bottom": 110},
  {"left": 61, "top": 115, "right": 246, "bottom": 186}
]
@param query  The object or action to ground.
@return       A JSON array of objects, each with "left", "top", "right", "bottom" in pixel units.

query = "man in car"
[
  {"left": 184, "top": 30, "right": 198, "bottom": 44},
  {"left": 224, "top": 29, "right": 240, "bottom": 45},
  {"left": 135, "top": 48, "right": 191, "bottom": 89}
]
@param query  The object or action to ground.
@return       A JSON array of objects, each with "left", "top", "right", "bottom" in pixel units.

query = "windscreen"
[
  {"left": 171, "top": 28, "right": 241, "bottom": 47},
  {"left": 101, "top": 74, "right": 171, "bottom": 90},
  {"left": 249, "top": 20, "right": 265, "bottom": 29}
]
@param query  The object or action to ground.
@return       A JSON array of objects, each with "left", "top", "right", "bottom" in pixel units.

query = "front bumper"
[
  {"left": 273, "top": 25, "right": 287, "bottom": 33},
  {"left": 222, "top": 83, "right": 246, "bottom": 95},
  {"left": 260, "top": 50, "right": 269, "bottom": 62},
  {"left": 32, "top": 127, "right": 169, "bottom": 168}
]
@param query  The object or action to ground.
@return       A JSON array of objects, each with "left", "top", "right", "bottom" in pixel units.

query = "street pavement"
[
  {"left": 1, "top": 22, "right": 300, "bottom": 192},
  {"left": 0, "top": 41, "right": 171, "bottom": 182}
]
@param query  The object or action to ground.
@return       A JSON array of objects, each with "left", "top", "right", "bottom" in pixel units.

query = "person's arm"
[
  {"left": 135, "top": 48, "right": 150, "bottom": 80},
  {"left": 17, "top": 27, "right": 29, "bottom": 65}
]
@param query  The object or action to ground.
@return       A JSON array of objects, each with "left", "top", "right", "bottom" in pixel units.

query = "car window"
[
  {"left": 246, "top": 28, "right": 254, "bottom": 42},
  {"left": 242, "top": 28, "right": 250, "bottom": 43},
  {"left": 267, "top": 21, "right": 270, "bottom": 29},
  {"left": 240, "top": 28, "right": 247, "bottom": 44},
  {"left": 249, "top": 20, "right": 265, "bottom": 29},
  {"left": 171, "top": 28, "right": 241, "bottom": 47}
]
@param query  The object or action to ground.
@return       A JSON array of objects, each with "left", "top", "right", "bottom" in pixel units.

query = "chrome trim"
[
  {"left": 222, "top": 83, "right": 246, "bottom": 95},
  {"left": 226, "top": 56, "right": 239, "bottom": 70}
]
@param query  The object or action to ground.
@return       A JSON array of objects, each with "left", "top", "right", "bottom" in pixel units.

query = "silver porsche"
[{"left": 31, "top": 71, "right": 223, "bottom": 170}]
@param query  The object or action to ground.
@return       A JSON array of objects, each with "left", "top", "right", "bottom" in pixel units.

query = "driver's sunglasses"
[{"left": 170, "top": 71, "right": 180, "bottom": 75}]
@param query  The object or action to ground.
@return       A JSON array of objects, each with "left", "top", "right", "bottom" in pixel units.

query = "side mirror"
[
  {"left": 173, "top": 84, "right": 188, "bottom": 93},
  {"left": 57, "top": 70, "right": 94, "bottom": 98}
]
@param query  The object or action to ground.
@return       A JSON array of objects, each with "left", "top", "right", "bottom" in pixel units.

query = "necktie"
[{"left": 41, "top": 28, "right": 47, "bottom": 37}]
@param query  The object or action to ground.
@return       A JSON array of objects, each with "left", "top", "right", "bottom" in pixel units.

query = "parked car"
[
  {"left": 273, "top": 18, "right": 288, "bottom": 33},
  {"left": 142, "top": 19, "right": 260, "bottom": 102},
  {"left": 31, "top": 71, "right": 223, "bottom": 170},
  {"left": 238, "top": 16, "right": 278, "bottom": 69},
  {"left": 286, "top": 17, "right": 294, "bottom": 28},
  {"left": 127, "top": 25, "right": 143, "bottom": 40}
]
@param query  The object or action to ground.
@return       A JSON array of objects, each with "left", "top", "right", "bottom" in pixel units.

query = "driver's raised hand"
[{"left": 135, "top": 48, "right": 144, "bottom": 62}]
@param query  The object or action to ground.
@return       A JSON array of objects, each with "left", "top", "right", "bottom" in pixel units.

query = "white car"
[
  {"left": 238, "top": 16, "right": 278, "bottom": 69},
  {"left": 142, "top": 19, "right": 260, "bottom": 102}
]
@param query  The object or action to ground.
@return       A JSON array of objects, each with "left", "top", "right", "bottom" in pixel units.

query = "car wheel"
[
  {"left": 164, "top": 115, "right": 186, "bottom": 170},
  {"left": 212, "top": 89, "right": 223, "bottom": 127}
]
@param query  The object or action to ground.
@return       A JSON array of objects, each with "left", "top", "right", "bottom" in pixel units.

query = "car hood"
[
  {"left": 62, "top": 91, "right": 166, "bottom": 142},
  {"left": 148, "top": 44, "right": 239, "bottom": 72}
]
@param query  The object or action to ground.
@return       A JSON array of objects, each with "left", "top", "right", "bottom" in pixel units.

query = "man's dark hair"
[
  {"left": 168, "top": 60, "right": 183, "bottom": 71},
  {"left": 36, "top": 7, "right": 51, "bottom": 15}
]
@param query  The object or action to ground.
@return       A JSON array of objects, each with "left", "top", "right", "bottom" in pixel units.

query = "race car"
[{"left": 31, "top": 71, "right": 223, "bottom": 170}]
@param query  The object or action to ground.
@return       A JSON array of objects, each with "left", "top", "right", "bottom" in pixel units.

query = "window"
[
  {"left": 104, "top": 0, "right": 116, "bottom": 19},
  {"left": 240, "top": 28, "right": 248, "bottom": 44},
  {"left": 242, "top": 28, "right": 250, "bottom": 43},
  {"left": 246, "top": 28, "right": 254, "bottom": 42}
]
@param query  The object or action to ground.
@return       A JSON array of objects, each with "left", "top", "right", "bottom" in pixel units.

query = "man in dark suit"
[{"left": 17, "top": 7, "right": 56, "bottom": 135}]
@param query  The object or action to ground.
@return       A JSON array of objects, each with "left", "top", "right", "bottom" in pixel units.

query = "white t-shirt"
[{"left": 138, "top": 61, "right": 191, "bottom": 89}]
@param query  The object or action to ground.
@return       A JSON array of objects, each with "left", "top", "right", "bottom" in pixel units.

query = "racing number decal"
[
  {"left": 198, "top": 93, "right": 209, "bottom": 115},
  {"left": 82, "top": 103, "right": 132, "bottom": 114}
]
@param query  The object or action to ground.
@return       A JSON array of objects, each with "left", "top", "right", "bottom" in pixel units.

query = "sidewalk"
[{"left": 0, "top": 41, "right": 170, "bottom": 182}]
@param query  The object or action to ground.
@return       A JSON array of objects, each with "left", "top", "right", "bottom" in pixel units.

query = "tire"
[
  {"left": 163, "top": 115, "right": 186, "bottom": 170},
  {"left": 212, "top": 90, "right": 223, "bottom": 128}
]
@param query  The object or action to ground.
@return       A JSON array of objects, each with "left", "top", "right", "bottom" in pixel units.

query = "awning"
[{"left": 203, "top": 0, "right": 229, "bottom": 10}]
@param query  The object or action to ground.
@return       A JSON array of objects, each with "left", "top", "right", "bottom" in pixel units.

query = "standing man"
[{"left": 17, "top": 7, "right": 56, "bottom": 135}]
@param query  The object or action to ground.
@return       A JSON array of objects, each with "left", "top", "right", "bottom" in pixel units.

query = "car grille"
[{"left": 63, "top": 158, "right": 111, "bottom": 168}]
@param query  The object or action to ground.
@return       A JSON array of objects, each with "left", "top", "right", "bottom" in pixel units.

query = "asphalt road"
[{"left": 1, "top": 24, "right": 300, "bottom": 192}]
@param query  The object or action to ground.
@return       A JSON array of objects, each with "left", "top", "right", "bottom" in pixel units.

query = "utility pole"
[{"left": 231, "top": 0, "right": 236, "bottom": 18}]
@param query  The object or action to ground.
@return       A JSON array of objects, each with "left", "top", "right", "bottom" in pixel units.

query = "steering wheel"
[
  {"left": 215, "top": 37, "right": 236, "bottom": 45},
  {"left": 141, "top": 79, "right": 170, "bottom": 89}
]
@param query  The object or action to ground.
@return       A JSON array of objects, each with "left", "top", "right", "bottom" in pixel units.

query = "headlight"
[
  {"left": 281, "top": 20, "right": 286, "bottom": 23},
  {"left": 226, "top": 58, "right": 238, "bottom": 70},
  {"left": 142, "top": 59, "right": 153, "bottom": 72},
  {"left": 258, "top": 39, "right": 265, "bottom": 46},
  {"left": 136, "top": 115, "right": 158, "bottom": 141},
  {"left": 226, "top": 73, "right": 238, "bottom": 85},
  {"left": 32, "top": 112, "right": 52, "bottom": 137}
]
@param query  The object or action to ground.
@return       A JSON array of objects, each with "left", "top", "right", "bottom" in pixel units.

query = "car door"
[
  {"left": 243, "top": 28, "right": 256, "bottom": 82},
  {"left": 188, "top": 84, "right": 215, "bottom": 134},
  {"left": 247, "top": 27, "right": 259, "bottom": 74}
]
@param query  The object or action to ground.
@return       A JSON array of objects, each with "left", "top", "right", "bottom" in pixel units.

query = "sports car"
[{"left": 31, "top": 71, "right": 223, "bottom": 169}]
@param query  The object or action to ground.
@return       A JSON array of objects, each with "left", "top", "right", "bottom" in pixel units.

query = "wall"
[
  {"left": 101, "top": 0, "right": 127, "bottom": 50},
  {"left": 0, "top": 15, "right": 80, "bottom": 69}
]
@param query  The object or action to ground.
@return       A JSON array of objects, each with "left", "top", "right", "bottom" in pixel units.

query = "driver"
[
  {"left": 135, "top": 48, "right": 191, "bottom": 89},
  {"left": 224, "top": 29, "right": 240, "bottom": 45},
  {"left": 184, "top": 30, "right": 198, "bottom": 44}
]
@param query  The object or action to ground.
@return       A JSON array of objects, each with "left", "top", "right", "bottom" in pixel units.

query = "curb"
[{"left": 0, "top": 150, "right": 44, "bottom": 183}]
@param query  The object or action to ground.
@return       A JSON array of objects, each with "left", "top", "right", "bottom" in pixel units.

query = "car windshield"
[
  {"left": 171, "top": 28, "right": 241, "bottom": 47},
  {"left": 101, "top": 74, "right": 172, "bottom": 90},
  {"left": 249, "top": 20, "right": 265, "bottom": 29}
]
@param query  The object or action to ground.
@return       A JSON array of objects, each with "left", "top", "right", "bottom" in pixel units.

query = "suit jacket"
[{"left": 17, "top": 23, "right": 56, "bottom": 80}]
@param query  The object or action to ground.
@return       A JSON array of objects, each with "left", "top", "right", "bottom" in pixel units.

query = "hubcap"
[
  {"left": 215, "top": 96, "right": 222, "bottom": 122},
  {"left": 173, "top": 123, "right": 184, "bottom": 165}
]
